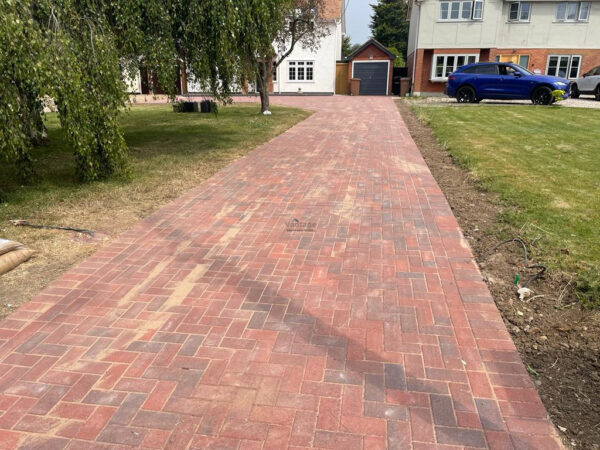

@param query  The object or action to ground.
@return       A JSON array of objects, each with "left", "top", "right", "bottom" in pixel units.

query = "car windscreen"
[{"left": 515, "top": 66, "right": 534, "bottom": 75}]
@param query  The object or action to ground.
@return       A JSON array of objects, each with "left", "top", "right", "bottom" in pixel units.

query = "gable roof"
[
  {"left": 345, "top": 39, "right": 398, "bottom": 61},
  {"left": 321, "top": 0, "right": 344, "bottom": 20}
]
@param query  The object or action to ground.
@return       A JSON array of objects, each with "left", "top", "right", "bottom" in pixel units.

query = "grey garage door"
[{"left": 353, "top": 62, "right": 388, "bottom": 95}]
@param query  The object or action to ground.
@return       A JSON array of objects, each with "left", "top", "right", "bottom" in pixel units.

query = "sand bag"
[
  {"left": 0, "top": 239, "right": 34, "bottom": 276},
  {"left": 0, "top": 238, "right": 22, "bottom": 256}
]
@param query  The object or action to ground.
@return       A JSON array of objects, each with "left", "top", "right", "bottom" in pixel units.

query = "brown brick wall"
[
  {"left": 410, "top": 48, "right": 484, "bottom": 94},
  {"left": 410, "top": 48, "right": 600, "bottom": 95},
  {"left": 490, "top": 48, "right": 600, "bottom": 75}
]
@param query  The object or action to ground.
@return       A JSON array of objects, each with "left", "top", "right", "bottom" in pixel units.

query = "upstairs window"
[
  {"left": 555, "top": 2, "right": 590, "bottom": 21},
  {"left": 440, "top": 0, "right": 484, "bottom": 21},
  {"left": 509, "top": 2, "right": 531, "bottom": 21}
]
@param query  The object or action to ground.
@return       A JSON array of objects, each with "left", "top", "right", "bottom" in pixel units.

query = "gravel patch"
[{"left": 410, "top": 94, "right": 600, "bottom": 109}]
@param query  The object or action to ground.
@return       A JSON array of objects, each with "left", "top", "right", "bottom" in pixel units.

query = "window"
[
  {"left": 432, "top": 54, "right": 479, "bottom": 80},
  {"left": 440, "top": 0, "right": 484, "bottom": 20},
  {"left": 555, "top": 2, "right": 590, "bottom": 21},
  {"left": 518, "top": 55, "right": 530, "bottom": 69},
  {"left": 546, "top": 55, "right": 582, "bottom": 78},
  {"left": 288, "top": 61, "right": 314, "bottom": 81},
  {"left": 587, "top": 66, "right": 600, "bottom": 76},
  {"left": 464, "top": 64, "right": 499, "bottom": 74},
  {"left": 496, "top": 54, "right": 530, "bottom": 69},
  {"left": 272, "top": 67, "right": 277, "bottom": 82},
  {"left": 509, "top": 2, "right": 531, "bottom": 21}
]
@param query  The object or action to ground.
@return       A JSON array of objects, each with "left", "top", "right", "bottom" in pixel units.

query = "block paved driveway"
[{"left": 0, "top": 96, "right": 562, "bottom": 449}]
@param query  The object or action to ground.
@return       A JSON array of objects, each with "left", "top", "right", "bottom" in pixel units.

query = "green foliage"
[
  {"left": 342, "top": 35, "right": 360, "bottom": 58},
  {"left": 370, "top": 0, "right": 410, "bottom": 60},
  {"left": 387, "top": 46, "right": 406, "bottom": 67},
  {"left": 1, "top": 0, "right": 252, "bottom": 182},
  {"left": 1, "top": 0, "right": 131, "bottom": 181},
  {"left": 576, "top": 271, "right": 600, "bottom": 309}
]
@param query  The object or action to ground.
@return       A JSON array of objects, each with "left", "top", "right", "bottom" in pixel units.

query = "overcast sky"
[{"left": 346, "top": 0, "right": 374, "bottom": 44}]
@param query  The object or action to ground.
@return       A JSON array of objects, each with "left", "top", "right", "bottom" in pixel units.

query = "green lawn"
[
  {"left": 0, "top": 103, "right": 309, "bottom": 314},
  {"left": 1, "top": 103, "right": 309, "bottom": 223},
  {"left": 413, "top": 104, "right": 600, "bottom": 301}
]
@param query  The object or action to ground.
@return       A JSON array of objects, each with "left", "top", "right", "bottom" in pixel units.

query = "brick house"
[{"left": 407, "top": 0, "right": 600, "bottom": 95}]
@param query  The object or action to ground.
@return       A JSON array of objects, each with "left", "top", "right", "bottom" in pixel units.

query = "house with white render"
[
  {"left": 126, "top": 0, "right": 346, "bottom": 96},
  {"left": 270, "top": 0, "right": 346, "bottom": 95},
  {"left": 407, "top": 0, "right": 600, "bottom": 95}
]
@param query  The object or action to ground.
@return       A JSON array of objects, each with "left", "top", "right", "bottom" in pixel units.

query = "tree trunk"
[
  {"left": 256, "top": 61, "right": 271, "bottom": 114},
  {"left": 259, "top": 88, "right": 270, "bottom": 113}
]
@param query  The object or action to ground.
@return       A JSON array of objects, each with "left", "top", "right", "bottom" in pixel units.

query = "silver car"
[{"left": 572, "top": 66, "right": 600, "bottom": 100}]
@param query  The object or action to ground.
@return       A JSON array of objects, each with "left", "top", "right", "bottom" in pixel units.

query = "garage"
[
  {"left": 345, "top": 39, "right": 396, "bottom": 96},
  {"left": 353, "top": 62, "right": 389, "bottom": 95}
]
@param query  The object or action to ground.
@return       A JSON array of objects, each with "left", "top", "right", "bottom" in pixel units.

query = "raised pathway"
[{"left": 0, "top": 97, "right": 562, "bottom": 449}]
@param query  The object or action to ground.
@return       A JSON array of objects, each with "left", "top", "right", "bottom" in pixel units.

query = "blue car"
[{"left": 445, "top": 62, "right": 570, "bottom": 105}]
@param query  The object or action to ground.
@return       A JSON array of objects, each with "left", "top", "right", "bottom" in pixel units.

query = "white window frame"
[
  {"left": 508, "top": 2, "right": 531, "bottom": 22},
  {"left": 439, "top": 0, "right": 484, "bottom": 21},
  {"left": 546, "top": 55, "right": 582, "bottom": 79},
  {"left": 288, "top": 60, "right": 314, "bottom": 82},
  {"left": 431, "top": 54, "right": 479, "bottom": 81},
  {"left": 555, "top": 2, "right": 590, "bottom": 22},
  {"left": 351, "top": 60, "right": 391, "bottom": 95}
]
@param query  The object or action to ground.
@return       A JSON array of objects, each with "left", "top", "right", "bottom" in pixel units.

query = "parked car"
[
  {"left": 445, "top": 62, "right": 570, "bottom": 105},
  {"left": 571, "top": 66, "right": 600, "bottom": 100}
]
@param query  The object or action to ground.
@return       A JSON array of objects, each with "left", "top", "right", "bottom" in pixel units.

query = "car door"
[
  {"left": 472, "top": 64, "right": 502, "bottom": 97},
  {"left": 499, "top": 65, "right": 531, "bottom": 98},
  {"left": 580, "top": 66, "right": 600, "bottom": 92}
]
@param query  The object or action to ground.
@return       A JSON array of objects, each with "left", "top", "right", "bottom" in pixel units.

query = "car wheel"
[
  {"left": 531, "top": 86, "right": 553, "bottom": 105},
  {"left": 571, "top": 84, "right": 580, "bottom": 99},
  {"left": 595, "top": 85, "right": 600, "bottom": 101},
  {"left": 456, "top": 86, "right": 477, "bottom": 103}
]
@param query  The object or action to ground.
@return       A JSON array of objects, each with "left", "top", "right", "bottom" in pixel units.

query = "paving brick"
[
  {"left": 313, "top": 430, "right": 363, "bottom": 449},
  {"left": 97, "top": 425, "right": 147, "bottom": 446},
  {"left": 435, "top": 426, "right": 487, "bottom": 448},
  {"left": 76, "top": 405, "right": 116, "bottom": 440},
  {"left": 430, "top": 394, "right": 457, "bottom": 426},
  {"left": 82, "top": 390, "right": 126, "bottom": 406}
]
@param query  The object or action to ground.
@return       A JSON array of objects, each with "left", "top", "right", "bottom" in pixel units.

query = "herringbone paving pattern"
[{"left": 0, "top": 97, "right": 562, "bottom": 449}]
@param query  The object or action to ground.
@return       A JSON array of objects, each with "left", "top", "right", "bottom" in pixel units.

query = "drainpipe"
[{"left": 410, "top": 0, "right": 422, "bottom": 96}]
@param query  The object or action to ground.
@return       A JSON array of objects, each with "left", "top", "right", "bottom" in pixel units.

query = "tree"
[
  {"left": 1, "top": 0, "right": 243, "bottom": 182},
  {"left": 387, "top": 46, "right": 406, "bottom": 68},
  {"left": 370, "top": 0, "right": 409, "bottom": 62},
  {"left": 342, "top": 35, "right": 360, "bottom": 58},
  {"left": 236, "top": 0, "right": 330, "bottom": 113}
]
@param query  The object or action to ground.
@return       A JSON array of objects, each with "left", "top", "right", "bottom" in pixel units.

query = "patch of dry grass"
[{"left": 0, "top": 103, "right": 310, "bottom": 317}]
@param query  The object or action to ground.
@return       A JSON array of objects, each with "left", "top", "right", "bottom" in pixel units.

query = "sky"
[{"left": 345, "top": 0, "right": 375, "bottom": 44}]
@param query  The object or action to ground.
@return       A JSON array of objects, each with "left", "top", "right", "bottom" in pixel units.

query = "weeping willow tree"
[
  {"left": 235, "top": 0, "right": 329, "bottom": 114},
  {"left": 0, "top": 0, "right": 244, "bottom": 183}
]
